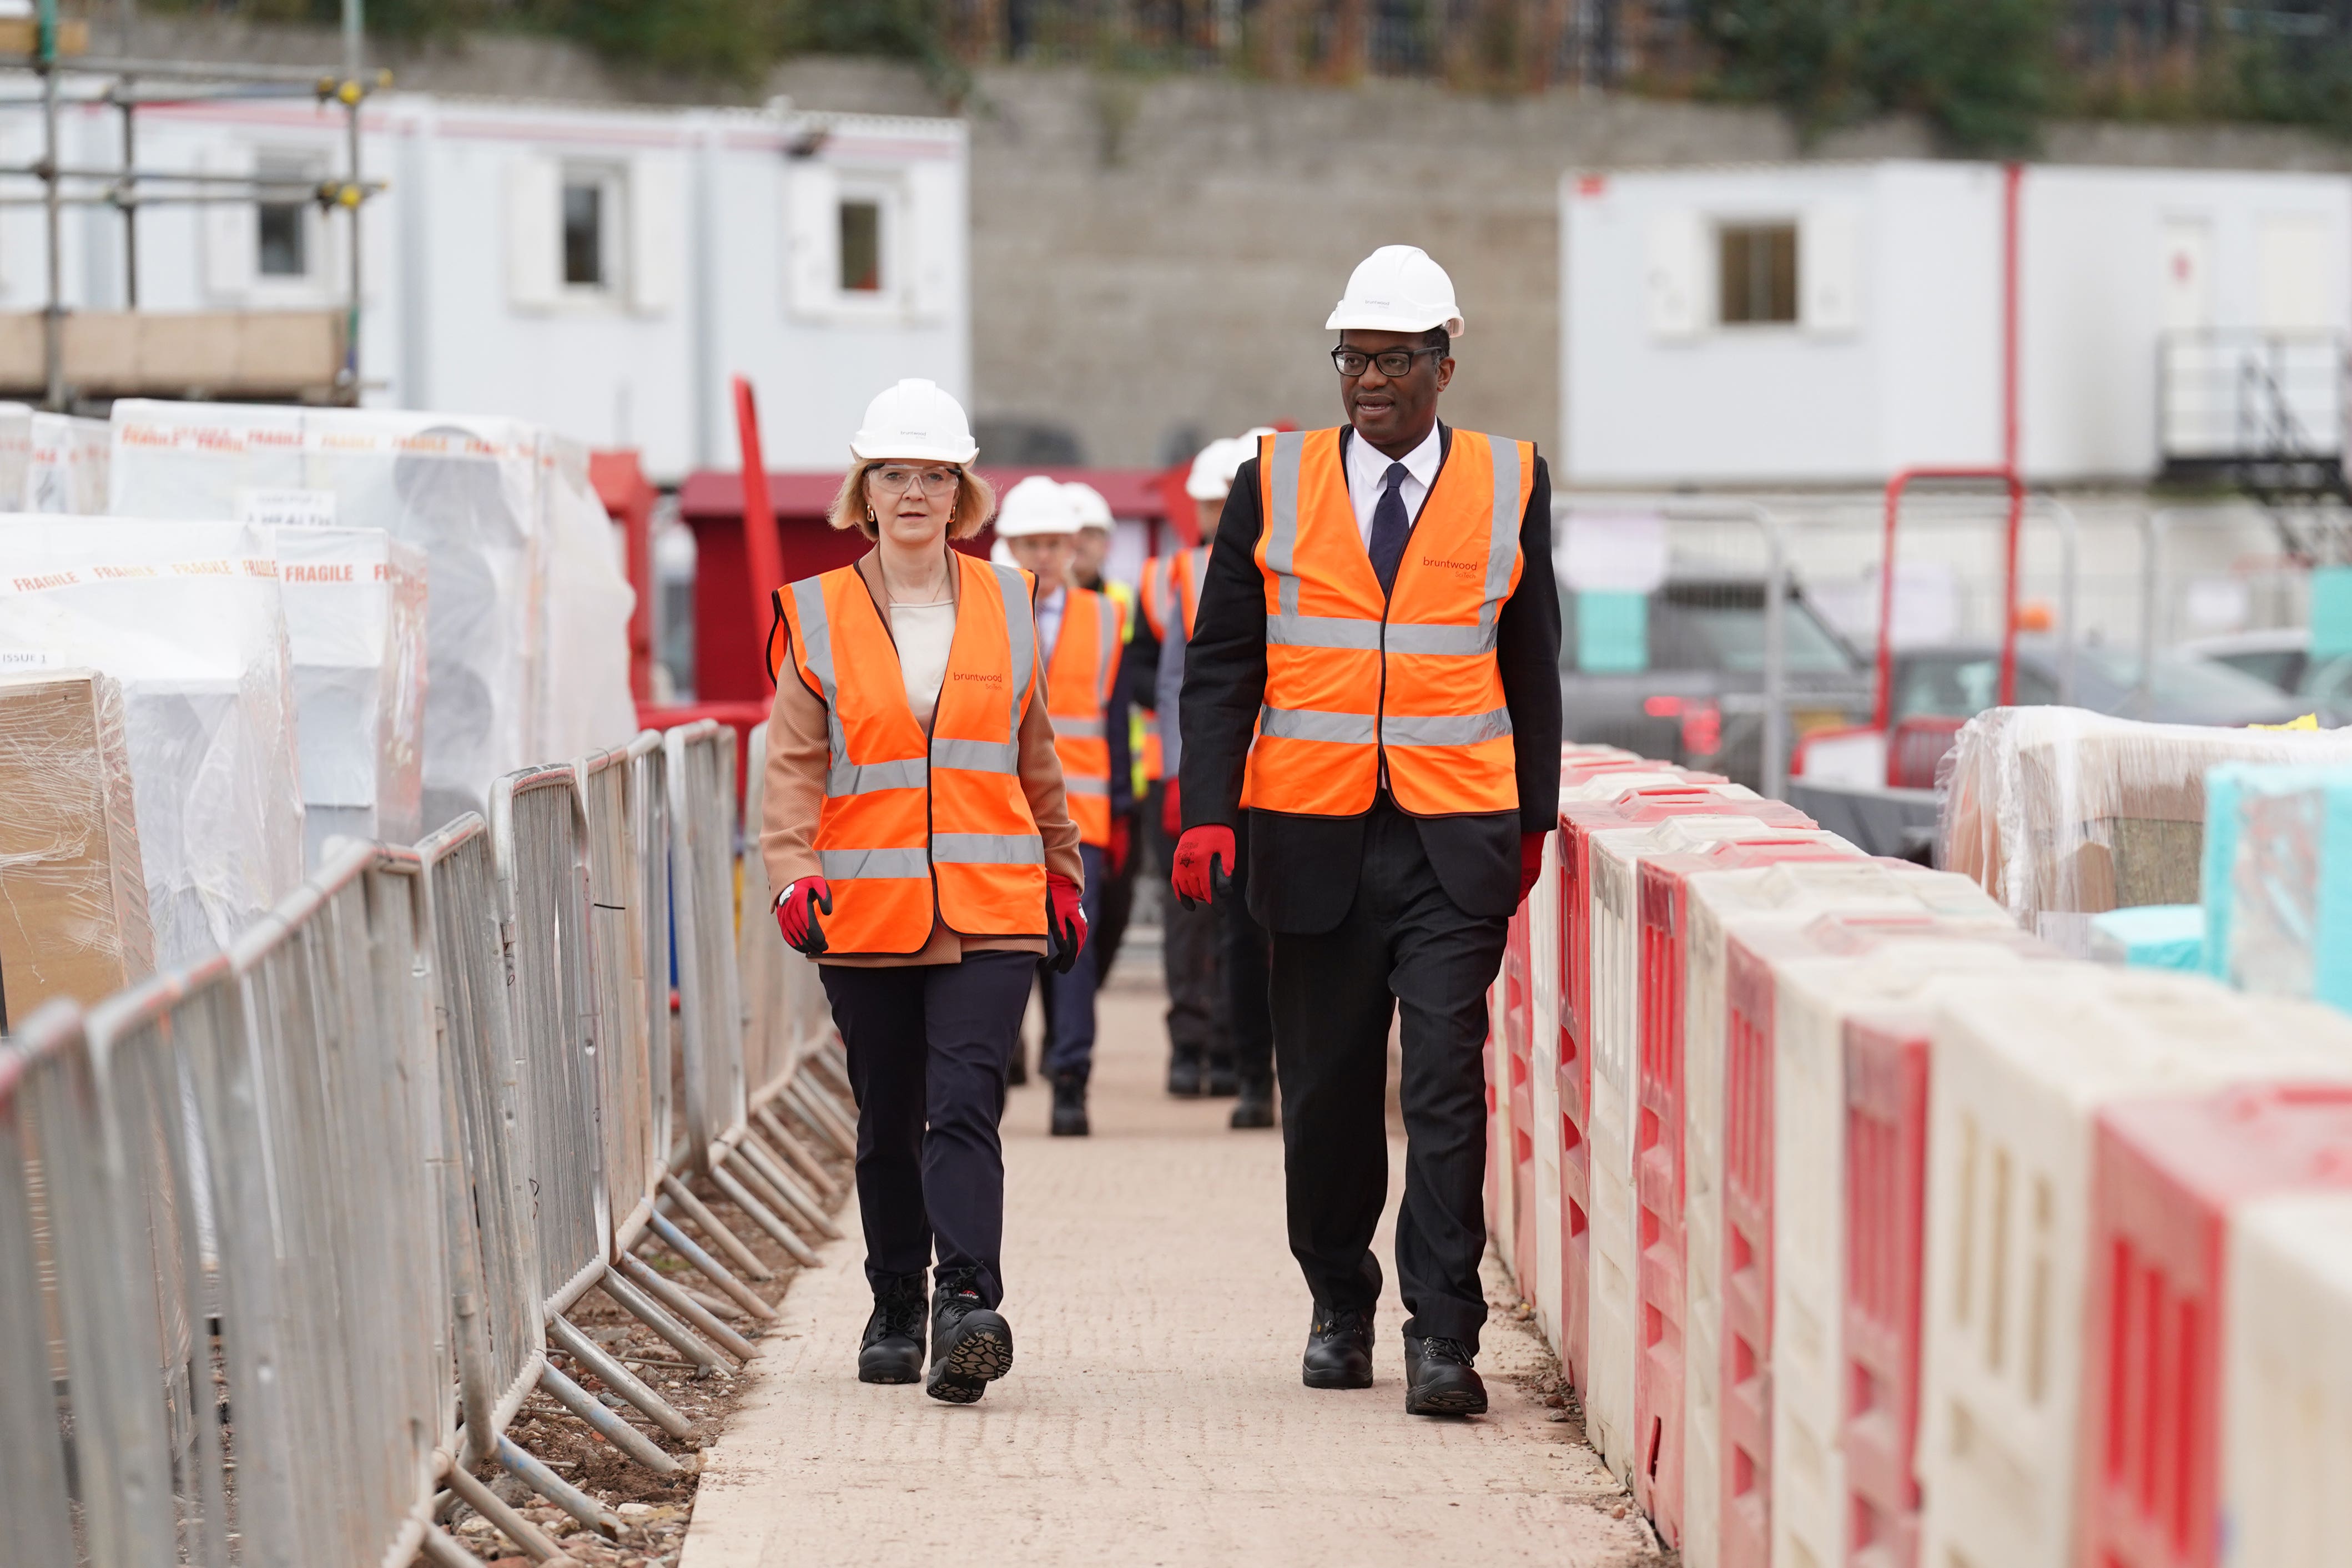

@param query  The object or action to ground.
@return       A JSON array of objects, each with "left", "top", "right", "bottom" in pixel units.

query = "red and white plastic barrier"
[{"left": 1486, "top": 744, "right": 2352, "bottom": 1568}]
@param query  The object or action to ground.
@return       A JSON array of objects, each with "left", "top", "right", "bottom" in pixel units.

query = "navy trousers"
[
  {"left": 822, "top": 949, "right": 1034, "bottom": 1307},
  {"left": 1039, "top": 843, "right": 1107, "bottom": 1083}
]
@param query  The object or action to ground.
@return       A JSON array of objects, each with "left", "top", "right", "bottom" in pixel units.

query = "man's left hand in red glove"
[
  {"left": 1046, "top": 873, "right": 1088, "bottom": 974},
  {"left": 1171, "top": 824, "right": 1236, "bottom": 909},
  {"left": 1518, "top": 830, "right": 1548, "bottom": 906}
]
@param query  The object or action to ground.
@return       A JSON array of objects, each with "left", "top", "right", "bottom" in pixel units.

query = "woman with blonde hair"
[{"left": 761, "top": 379, "right": 1087, "bottom": 1404}]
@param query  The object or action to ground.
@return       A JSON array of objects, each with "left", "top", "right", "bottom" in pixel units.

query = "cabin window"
[{"left": 1718, "top": 223, "right": 1798, "bottom": 326}]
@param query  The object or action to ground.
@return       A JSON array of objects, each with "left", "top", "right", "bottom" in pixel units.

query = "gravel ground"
[{"left": 439, "top": 1087, "right": 854, "bottom": 1568}]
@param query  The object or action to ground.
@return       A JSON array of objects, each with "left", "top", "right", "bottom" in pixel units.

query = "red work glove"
[
  {"left": 1046, "top": 872, "right": 1088, "bottom": 974},
  {"left": 1107, "top": 815, "right": 1132, "bottom": 876},
  {"left": 1161, "top": 779, "right": 1183, "bottom": 839},
  {"left": 1171, "top": 825, "right": 1236, "bottom": 910},
  {"left": 1517, "top": 831, "right": 1548, "bottom": 907},
  {"left": 775, "top": 876, "right": 832, "bottom": 957}
]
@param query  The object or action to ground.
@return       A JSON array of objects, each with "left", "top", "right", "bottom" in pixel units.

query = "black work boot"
[
  {"left": 1228, "top": 1075, "right": 1275, "bottom": 1130},
  {"left": 926, "top": 1272, "right": 1015, "bottom": 1405},
  {"left": 857, "top": 1275, "right": 927, "bottom": 1384},
  {"left": 1167, "top": 1045, "right": 1203, "bottom": 1097},
  {"left": 1301, "top": 1303, "right": 1375, "bottom": 1390},
  {"left": 1402, "top": 1334, "right": 1488, "bottom": 1416},
  {"left": 1050, "top": 1072, "right": 1090, "bottom": 1137},
  {"left": 1205, "top": 1047, "right": 1239, "bottom": 1097}
]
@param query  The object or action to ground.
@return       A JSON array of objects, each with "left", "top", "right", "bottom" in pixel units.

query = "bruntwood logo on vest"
[
  {"left": 1422, "top": 553, "right": 1480, "bottom": 574},
  {"left": 954, "top": 670, "right": 1006, "bottom": 683}
]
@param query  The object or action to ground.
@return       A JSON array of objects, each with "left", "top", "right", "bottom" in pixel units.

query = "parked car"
[
  {"left": 1558, "top": 573, "right": 1872, "bottom": 788},
  {"left": 2181, "top": 628, "right": 2310, "bottom": 693},
  {"left": 1887, "top": 637, "right": 2320, "bottom": 729}
]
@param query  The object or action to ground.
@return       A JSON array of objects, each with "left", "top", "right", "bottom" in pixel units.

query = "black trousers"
[
  {"left": 1270, "top": 800, "right": 1508, "bottom": 1351},
  {"left": 1148, "top": 780, "right": 1226, "bottom": 1062},
  {"left": 1223, "top": 814, "right": 1274, "bottom": 1088},
  {"left": 822, "top": 950, "right": 1034, "bottom": 1307},
  {"left": 1094, "top": 807, "right": 1141, "bottom": 984}
]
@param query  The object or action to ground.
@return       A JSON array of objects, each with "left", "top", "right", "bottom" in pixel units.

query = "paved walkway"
[{"left": 680, "top": 964, "right": 1654, "bottom": 1567}]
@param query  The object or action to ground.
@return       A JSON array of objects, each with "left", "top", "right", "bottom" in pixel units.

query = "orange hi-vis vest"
[
  {"left": 1136, "top": 547, "right": 1205, "bottom": 783},
  {"left": 774, "top": 552, "right": 1047, "bottom": 955},
  {"left": 1243, "top": 426, "right": 1533, "bottom": 819},
  {"left": 1044, "top": 585, "right": 1125, "bottom": 849}
]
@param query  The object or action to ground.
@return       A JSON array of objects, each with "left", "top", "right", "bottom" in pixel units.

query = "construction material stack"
[{"left": 1490, "top": 707, "right": 2352, "bottom": 1567}]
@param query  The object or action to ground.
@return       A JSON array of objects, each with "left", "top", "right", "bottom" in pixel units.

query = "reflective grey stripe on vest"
[
  {"left": 1267, "top": 614, "right": 1497, "bottom": 656},
  {"left": 1480, "top": 436, "right": 1522, "bottom": 635},
  {"left": 989, "top": 562, "right": 1036, "bottom": 734},
  {"left": 1257, "top": 705, "right": 1377, "bottom": 745},
  {"left": 818, "top": 846, "right": 930, "bottom": 880},
  {"left": 934, "top": 735, "right": 1019, "bottom": 774},
  {"left": 1065, "top": 776, "right": 1110, "bottom": 796},
  {"left": 932, "top": 833, "right": 1044, "bottom": 866},
  {"left": 792, "top": 576, "right": 854, "bottom": 779},
  {"left": 1056, "top": 715, "right": 1106, "bottom": 739},
  {"left": 1381, "top": 708, "right": 1514, "bottom": 747},
  {"left": 1262, "top": 430, "right": 1308, "bottom": 619},
  {"left": 827, "top": 757, "right": 927, "bottom": 795}
]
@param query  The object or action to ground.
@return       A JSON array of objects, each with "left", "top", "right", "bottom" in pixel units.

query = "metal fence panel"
[
  {"left": 739, "top": 719, "right": 835, "bottom": 1103},
  {"left": 492, "top": 764, "right": 612, "bottom": 1318},
  {"left": 581, "top": 735, "right": 666, "bottom": 1254},
  {"left": 669, "top": 721, "right": 745, "bottom": 1169},
  {"left": 421, "top": 815, "right": 546, "bottom": 1459},
  {"left": 632, "top": 731, "right": 673, "bottom": 1204},
  {"left": 0, "top": 1036, "right": 74, "bottom": 1568}
]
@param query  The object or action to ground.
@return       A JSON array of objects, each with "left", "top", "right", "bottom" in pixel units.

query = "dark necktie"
[{"left": 1367, "top": 461, "right": 1411, "bottom": 596}]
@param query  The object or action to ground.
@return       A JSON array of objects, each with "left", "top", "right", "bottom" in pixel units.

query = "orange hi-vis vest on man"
[
  {"left": 1243, "top": 426, "right": 1533, "bottom": 819},
  {"left": 774, "top": 551, "right": 1047, "bottom": 955},
  {"left": 1043, "top": 584, "right": 1125, "bottom": 849},
  {"left": 1137, "top": 547, "right": 1206, "bottom": 783}
]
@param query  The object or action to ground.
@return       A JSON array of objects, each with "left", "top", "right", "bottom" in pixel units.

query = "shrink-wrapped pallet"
[
  {"left": 0, "top": 401, "right": 31, "bottom": 506},
  {"left": 1938, "top": 706, "right": 2352, "bottom": 927},
  {"left": 23, "top": 412, "right": 109, "bottom": 513},
  {"left": 109, "top": 400, "right": 635, "bottom": 830},
  {"left": 0, "top": 518, "right": 301, "bottom": 963},
  {"left": 279, "top": 527, "right": 428, "bottom": 865},
  {"left": 2204, "top": 763, "right": 2352, "bottom": 1011},
  {"left": 0, "top": 668, "right": 154, "bottom": 1015}
]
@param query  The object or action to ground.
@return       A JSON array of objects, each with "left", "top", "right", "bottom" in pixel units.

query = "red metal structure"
[
  {"left": 590, "top": 449, "right": 658, "bottom": 705},
  {"left": 1870, "top": 163, "right": 2028, "bottom": 730}
]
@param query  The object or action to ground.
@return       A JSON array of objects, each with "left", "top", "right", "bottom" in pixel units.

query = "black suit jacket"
[{"left": 1178, "top": 425, "right": 1564, "bottom": 934}]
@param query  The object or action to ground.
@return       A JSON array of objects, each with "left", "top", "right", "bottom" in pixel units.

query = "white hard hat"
[
  {"left": 1062, "top": 480, "right": 1114, "bottom": 532},
  {"left": 849, "top": 378, "right": 979, "bottom": 465},
  {"left": 993, "top": 473, "right": 1082, "bottom": 538},
  {"left": 989, "top": 538, "right": 1015, "bottom": 567},
  {"left": 1325, "top": 245, "right": 1465, "bottom": 339},
  {"left": 1185, "top": 437, "right": 1246, "bottom": 502}
]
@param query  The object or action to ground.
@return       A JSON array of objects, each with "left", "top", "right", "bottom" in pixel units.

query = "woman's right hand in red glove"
[{"left": 776, "top": 875, "right": 832, "bottom": 957}]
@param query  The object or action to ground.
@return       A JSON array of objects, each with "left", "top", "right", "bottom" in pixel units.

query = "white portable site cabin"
[
  {"left": 0, "top": 87, "right": 970, "bottom": 480},
  {"left": 1559, "top": 160, "right": 2352, "bottom": 488}
]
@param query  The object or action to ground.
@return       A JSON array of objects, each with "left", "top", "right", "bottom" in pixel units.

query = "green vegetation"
[{"left": 128, "top": 1, "right": 2352, "bottom": 153}]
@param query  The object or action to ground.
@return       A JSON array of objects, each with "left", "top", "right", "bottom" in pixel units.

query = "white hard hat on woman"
[{"left": 761, "top": 377, "right": 1088, "bottom": 1404}]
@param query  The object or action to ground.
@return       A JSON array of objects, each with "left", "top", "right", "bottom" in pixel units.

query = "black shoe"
[
  {"left": 926, "top": 1275, "right": 1015, "bottom": 1404},
  {"left": 1302, "top": 1304, "right": 1375, "bottom": 1390},
  {"left": 1050, "top": 1073, "right": 1090, "bottom": 1137},
  {"left": 1167, "top": 1049, "right": 1203, "bottom": 1097},
  {"left": 857, "top": 1278, "right": 926, "bottom": 1384},
  {"left": 1205, "top": 1051, "right": 1239, "bottom": 1097},
  {"left": 1007, "top": 1037, "right": 1029, "bottom": 1086},
  {"left": 1229, "top": 1077, "right": 1274, "bottom": 1130},
  {"left": 1403, "top": 1335, "right": 1488, "bottom": 1416}
]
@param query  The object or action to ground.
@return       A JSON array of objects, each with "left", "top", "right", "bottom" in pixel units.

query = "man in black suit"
[{"left": 1173, "top": 245, "right": 1562, "bottom": 1417}]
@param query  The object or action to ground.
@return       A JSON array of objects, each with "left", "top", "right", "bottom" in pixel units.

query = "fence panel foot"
[
  {"left": 754, "top": 1103, "right": 839, "bottom": 1199},
  {"left": 444, "top": 1454, "right": 576, "bottom": 1561},
  {"left": 658, "top": 1172, "right": 774, "bottom": 1281},
  {"left": 617, "top": 1249, "right": 759, "bottom": 1362},
  {"left": 547, "top": 1314, "right": 698, "bottom": 1440},
  {"left": 536, "top": 1360, "right": 682, "bottom": 1475},
  {"left": 496, "top": 1435, "right": 621, "bottom": 1539},
  {"left": 646, "top": 1207, "right": 775, "bottom": 1320},
  {"left": 714, "top": 1156, "right": 822, "bottom": 1267},
  {"left": 738, "top": 1131, "right": 840, "bottom": 1239}
]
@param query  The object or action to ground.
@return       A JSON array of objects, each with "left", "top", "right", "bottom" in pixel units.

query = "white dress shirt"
[
  {"left": 1033, "top": 583, "right": 1066, "bottom": 663},
  {"left": 1341, "top": 422, "right": 1443, "bottom": 546}
]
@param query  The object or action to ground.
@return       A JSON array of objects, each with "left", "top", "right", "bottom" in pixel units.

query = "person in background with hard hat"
[
  {"left": 994, "top": 475, "right": 1131, "bottom": 1137},
  {"left": 1128, "top": 437, "right": 1246, "bottom": 1102},
  {"left": 1064, "top": 480, "right": 1146, "bottom": 990},
  {"left": 1175, "top": 248, "right": 1562, "bottom": 1417},
  {"left": 762, "top": 379, "right": 1089, "bottom": 1406}
]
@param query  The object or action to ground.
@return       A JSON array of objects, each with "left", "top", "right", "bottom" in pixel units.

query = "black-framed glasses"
[{"left": 1331, "top": 345, "right": 1445, "bottom": 379}]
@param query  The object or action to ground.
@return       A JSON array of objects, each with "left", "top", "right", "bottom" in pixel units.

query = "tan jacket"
[{"left": 760, "top": 548, "right": 1084, "bottom": 967}]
